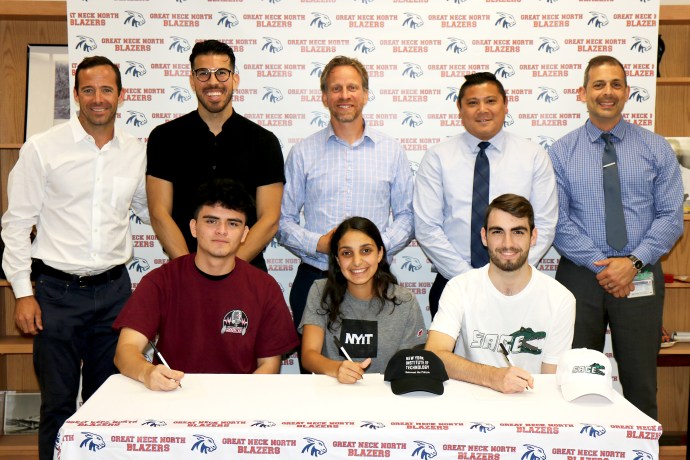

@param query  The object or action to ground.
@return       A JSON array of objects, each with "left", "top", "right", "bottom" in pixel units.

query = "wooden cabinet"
[
  {"left": 659, "top": 218, "right": 690, "bottom": 460},
  {"left": 656, "top": 6, "right": 690, "bottom": 137},
  {"left": 654, "top": 7, "right": 690, "bottom": 460}
]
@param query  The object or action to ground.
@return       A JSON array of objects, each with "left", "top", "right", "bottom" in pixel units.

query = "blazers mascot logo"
[
  {"left": 302, "top": 437, "right": 327, "bottom": 457},
  {"left": 79, "top": 432, "right": 105, "bottom": 451},
  {"left": 521, "top": 444, "right": 546, "bottom": 460},
  {"left": 310, "top": 13, "right": 331, "bottom": 29},
  {"left": 412, "top": 441, "right": 437, "bottom": 459},
  {"left": 191, "top": 435, "right": 217, "bottom": 454}
]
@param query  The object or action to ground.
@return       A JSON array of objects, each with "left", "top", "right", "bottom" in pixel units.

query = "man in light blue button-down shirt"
[
  {"left": 278, "top": 56, "right": 414, "bottom": 332},
  {"left": 550, "top": 55, "right": 684, "bottom": 420}
]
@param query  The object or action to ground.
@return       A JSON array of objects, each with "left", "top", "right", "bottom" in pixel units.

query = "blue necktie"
[
  {"left": 470, "top": 141, "right": 491, "bottom": 268},
  {"left": 601, "top": 133, "right": 628, "bottom": 251}
]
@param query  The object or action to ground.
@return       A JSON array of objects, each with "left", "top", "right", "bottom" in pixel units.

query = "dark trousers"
[
  {"left": 289, "top": 263, "right": 328, "bottom": 331},
  {"left": 428, "top": 273, "right": 449, "bottom": 319},
  {"left": 289, "top": 263, "right": 328, "bottom": 374},
  {"left": 556, "top": 256, "right": 664, "bottom": 420},
  {"left": 34, "top": 268, "right": 131, "bottom": 460}
]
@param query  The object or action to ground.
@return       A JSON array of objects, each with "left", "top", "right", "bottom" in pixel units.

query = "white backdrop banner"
[{"left": 67, "top": 0, "right": 660, "bottom": 376}]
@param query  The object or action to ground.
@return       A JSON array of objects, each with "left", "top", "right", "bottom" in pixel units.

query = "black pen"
[
  {"left": 499, "top": 343, "right": 528, "bottom": 390},
  {"left": 499, "top": 343, "right": 515, "bottom": 366},
  {"left": 333, "top": 336, "right": 363, "bottom": 379},
  {"left": 149, "top": 340, "right": 181, "bottom": 387}
]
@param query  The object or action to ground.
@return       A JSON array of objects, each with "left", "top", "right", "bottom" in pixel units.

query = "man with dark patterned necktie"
[
  {"left": 549, "top": 55, "right": 684, "bottom": 420},
  {"left": 414, "top": 72, "right": 558, "bottom": 318}
]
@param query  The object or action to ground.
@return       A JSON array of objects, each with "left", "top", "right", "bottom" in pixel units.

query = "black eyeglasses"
[{"left": 192, "top": 68, "right": 233, "bottom": 82}]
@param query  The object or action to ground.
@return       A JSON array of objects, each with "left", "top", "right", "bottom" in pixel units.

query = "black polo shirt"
[{"left": 146, "top": 110, "right": 285, "bottom": 271}]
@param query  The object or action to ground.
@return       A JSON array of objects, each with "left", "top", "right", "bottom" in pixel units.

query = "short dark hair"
[
  {"left": 193, "top": 179, "right": 255, "bottom": 226},
  {"left": 320, "top": 56, "right": 369, "bottom": 92},
  {"left": 189, "top": 39, "right": 236, "bottom": 70},
  {"left": 457, "top": 72, "right": 506, "bottom": 106},
  {"left": 484, "top": 194, "right": 534, "bottom": 232},
  {"left": 583, "top": 55, "right": 627, "bottom": 88},
  {"left": 74, "top": 56, "right": 122, "bottom": 94}
]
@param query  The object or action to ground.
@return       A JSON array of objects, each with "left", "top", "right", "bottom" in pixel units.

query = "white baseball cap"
[{"left": 556, "top": 348, "right": 615, "bottom": 402}]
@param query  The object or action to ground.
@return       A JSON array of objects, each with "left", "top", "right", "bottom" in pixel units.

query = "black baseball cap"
[{"left": 384, "top": 349, "right": 448, "bottom": 395}]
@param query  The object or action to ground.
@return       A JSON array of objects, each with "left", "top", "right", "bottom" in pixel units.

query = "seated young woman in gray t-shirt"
[{"left": 299, "top": 216, "right": 426, "bottom": 384}]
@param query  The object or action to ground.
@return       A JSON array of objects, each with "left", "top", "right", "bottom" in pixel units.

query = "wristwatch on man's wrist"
[{"left": 627, "top": 255, "right": 643, "bottom": 272}]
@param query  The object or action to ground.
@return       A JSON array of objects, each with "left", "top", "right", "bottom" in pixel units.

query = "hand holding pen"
[
  {"left": 147, "top": 340, "right": 184, "bottom": 391},
  {"left": 498, "top": 343, "right": 533, "bottom": 393},
  {"left": 333, "top": 337, "right": 370, "bottom": 384}
]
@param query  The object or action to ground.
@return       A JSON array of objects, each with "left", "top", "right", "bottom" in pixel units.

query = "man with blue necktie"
[{"left": 414, "top": 72, "right": 558, "bottom": 318}]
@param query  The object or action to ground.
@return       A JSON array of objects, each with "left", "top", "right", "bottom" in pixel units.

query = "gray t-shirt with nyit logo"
[{"left": 300, "top": 279, "right": 426, "bottom": 374}]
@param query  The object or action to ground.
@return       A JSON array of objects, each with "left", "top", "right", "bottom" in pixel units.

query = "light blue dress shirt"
[
  {"left": 278, "top": 123, "right": 414, "bottom": 270},
  {"left": 550, "top": 119, "right": 684, "bottom": 272}
]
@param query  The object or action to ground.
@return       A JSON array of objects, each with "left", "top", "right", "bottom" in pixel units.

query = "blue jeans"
[{"left": 33, "top": 268, "right": 131, "bottom": 460}]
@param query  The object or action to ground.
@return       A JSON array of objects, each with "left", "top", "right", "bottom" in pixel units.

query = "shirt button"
[{"left": 212, "top": 165, "right": 217, "bottom": 170}]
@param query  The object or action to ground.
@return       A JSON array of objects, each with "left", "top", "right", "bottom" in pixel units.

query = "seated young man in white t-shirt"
[{"left": 426, "top": 193, "right": 575, "bottom": 394}]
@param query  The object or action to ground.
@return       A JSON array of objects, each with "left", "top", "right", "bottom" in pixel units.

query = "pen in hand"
[
  {"left": 333, "top": 336, "right": 364, "bottom": 380},
  {"left": 499, "top": 343, "right": 528, "bottom": 390},
  {"left": 149, "top": 340, "right": 181, "bottom": 388},
  {"left": 499, "top": 343, "right": 515, "bottom": 366}
]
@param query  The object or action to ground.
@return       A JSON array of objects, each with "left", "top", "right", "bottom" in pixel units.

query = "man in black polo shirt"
[{"left": 146, "top": 40, "right": 284, "bottom": 271}]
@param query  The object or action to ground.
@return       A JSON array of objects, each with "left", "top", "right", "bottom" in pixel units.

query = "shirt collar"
[
  {"left": 326, "top": 120, "right": 375, "bottom": 147},
  {"left": 584, "top": 118, "right": 627, "bottom": 143},
  {"left": 191, "top": 109, "right": 237, "bottom": 133},
  {"left": 69, "top": 113, "right": 121, "bottom": 147},
  {"left": 461, "top": 129, "right": 506, "bottom": 153}
]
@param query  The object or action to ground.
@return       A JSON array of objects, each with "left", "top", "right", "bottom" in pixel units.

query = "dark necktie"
[
  {"left": 601, "top": 133, "right": 628, "bottom": 251},
  {"left": 470, "top": 141, "right": 491, "bottom": 268}
]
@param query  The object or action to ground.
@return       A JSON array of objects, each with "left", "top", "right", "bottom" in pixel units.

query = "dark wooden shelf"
[
  {"left": 0, "top": 434, "right": 37, "bottom": 458},
  {"left": 660, "top": 5, "right": 690, "bottom": 25},
  {"left": 666, "top": 282, "right": 690, "bottom": 289},
  {"left": 0, "top": 1, "right": 65, "bottom": 20},
  {"left": 658, "top": 77, "right": 690, "bottom": 86},
  {"left": 0, "top": 337, "right": 32, "bottom": 355},
  {"left": 658, "top": 342, "right": 690, "bottom": 367}
]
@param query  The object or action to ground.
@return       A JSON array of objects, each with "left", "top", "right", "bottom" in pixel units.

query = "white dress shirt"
[
  {"left": 1, "top": 115, "right": 149, "bottom": 298},
  {"left": 414, "top": 130, "right": 558, "bottom": 280}
]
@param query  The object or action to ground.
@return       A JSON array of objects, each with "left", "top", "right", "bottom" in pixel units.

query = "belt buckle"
[{"left": 77, "top": 276, "right": 89, "bottom": 288}]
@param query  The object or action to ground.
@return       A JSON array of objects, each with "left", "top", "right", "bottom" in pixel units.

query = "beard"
[
  {"left": 488, "top": 247, "right": 529, "bottom": 272},
  {"left": 197, "top": 87, "right": 233, "bottom": 114}
]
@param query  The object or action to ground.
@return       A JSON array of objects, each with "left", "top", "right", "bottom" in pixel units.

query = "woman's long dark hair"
[{"left": 319, "top": 217, "right": 402, "bottom": 331}]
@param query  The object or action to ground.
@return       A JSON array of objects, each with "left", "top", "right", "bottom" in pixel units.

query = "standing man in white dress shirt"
[
  {"left": 414, "top": 72, "right": 558, "bottom": 317},
  {"left": 1, "top": 56, "right": 149, "bottom": 460}
]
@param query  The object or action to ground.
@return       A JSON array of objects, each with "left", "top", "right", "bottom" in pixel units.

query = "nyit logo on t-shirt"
[{"left": 340, "top": 319, "right": 377, "bottom": 358}]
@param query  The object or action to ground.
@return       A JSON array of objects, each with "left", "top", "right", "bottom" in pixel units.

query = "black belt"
[
  {"left": 35, "top": 260, "right": 125, "bottom": 287},
  {"left": 298, "top": 263, "right": 328, "bottom": 276}
]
